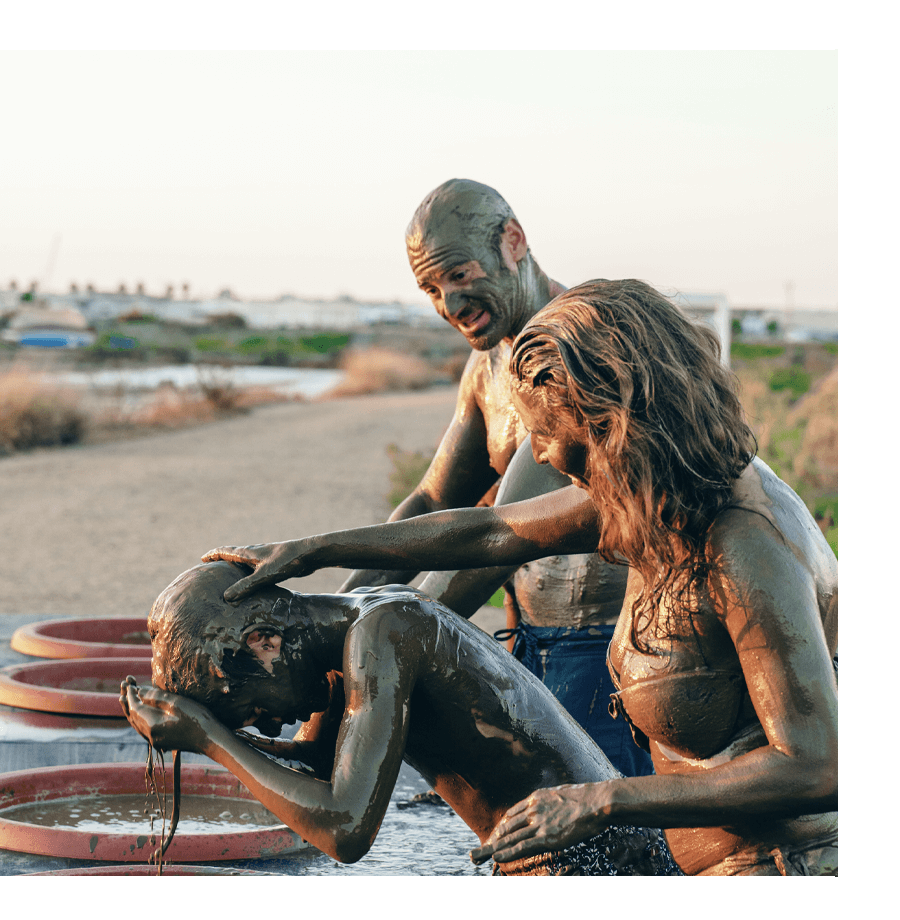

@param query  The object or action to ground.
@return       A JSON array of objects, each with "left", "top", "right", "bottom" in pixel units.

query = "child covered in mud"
[{"left": 120, "top": 560, "right": 680, "bottom": 875}]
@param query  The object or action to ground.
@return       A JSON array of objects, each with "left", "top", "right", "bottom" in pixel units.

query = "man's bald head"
[
  {"left": 406, "top": 179, "right": 520, "bottom": 266},
  {"left": 406, "top": 180, "right": 543, "bottom": 350}
]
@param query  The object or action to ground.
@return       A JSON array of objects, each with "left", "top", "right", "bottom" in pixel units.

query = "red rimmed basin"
[
  {"left": 25, "top": 865, "right": 277, "bottom": 876},
  {"left": 10, "top": 617, "right": 152, "bottom": 659},
  {"left": 0, "top": 658, "right": 151, "bottom": 717},
  {"left": 0, "top": 763, "right": 309, "bottom": 862}
]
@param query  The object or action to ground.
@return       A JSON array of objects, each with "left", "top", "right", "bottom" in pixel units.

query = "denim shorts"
[{"left": 494, "top": 622, "right": 654, "bottom": 777}]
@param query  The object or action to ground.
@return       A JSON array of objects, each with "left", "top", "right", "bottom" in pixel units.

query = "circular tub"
[
  {"left": 0, "top": 762, "right": 309, "bottom": 862},
  {"left": 26, "top": 864, "right": 277, "bottom": 876},
  {"left": 10, "top": 617, "right": 152, "bottom": 659},
  {"left": 0, "top": 658, "right": 151, "bottom": 717}
]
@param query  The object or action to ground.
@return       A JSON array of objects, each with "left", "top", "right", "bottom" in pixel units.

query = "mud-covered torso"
[
  {"left": 470, "top": 345, "right": 626, "bottom": 626},
  {"left": 511, "top": 553, "right": 629, "bottom": 628},
  {"left": 605, "top": 459, "right": 838, "bottom": 873},
  {"left": 472, "top": 343, "right": 528, "bottom": 476},
  {"left": 607, "top": 578, "right": 755, "bottom": 762},
  {"left": 351, "top": 590, "right": 617, "bottom": 841}
]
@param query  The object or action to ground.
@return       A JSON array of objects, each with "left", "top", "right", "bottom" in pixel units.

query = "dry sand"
[{"left": 0, "top": 387, "right": 503, "bottom": 633}]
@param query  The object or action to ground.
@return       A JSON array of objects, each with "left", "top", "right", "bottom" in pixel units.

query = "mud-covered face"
[
  {"left": 210, "top": 657, "right": 329, "bottom": 738},
  {"left": 512, "top": 383, "right": 591, "bottom": 489},
  {"left": 151, "top": 563, "right": 331, "bottom": 737},
  {"left": 244, "top": 626, "right": 282, "bottom": 673},
  {"left": 408, "top": 224, "right": 526, "bottom": 351}
]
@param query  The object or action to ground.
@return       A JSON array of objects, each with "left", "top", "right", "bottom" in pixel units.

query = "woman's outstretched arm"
[{"left": 203, "top": 484, "right": 600, "bottom": 603}]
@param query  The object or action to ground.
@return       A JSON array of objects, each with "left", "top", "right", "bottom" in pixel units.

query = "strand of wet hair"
[{"left": 144, "top": 745, "right": 181, "bottom": 875}]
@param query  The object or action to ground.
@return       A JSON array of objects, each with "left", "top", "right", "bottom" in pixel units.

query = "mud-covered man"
[{"left": 335, "top": 179, "right": 652, "bottom": 776}]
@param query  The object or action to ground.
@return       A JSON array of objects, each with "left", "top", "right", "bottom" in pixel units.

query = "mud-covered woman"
[
  {"left": 205, "top": 280, "right": 838, "bottom": 876},
  {"left": 120, "top": 561, "right": 680, "bottom": 875}
]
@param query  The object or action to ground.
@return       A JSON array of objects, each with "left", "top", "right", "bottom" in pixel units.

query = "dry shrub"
[
  {"left": 733, "top": 351, "right": 838, "bottom": 498},
  {"left": 787, "top": 367, "right": 838, "bottom": 494},
  {"left": 438, "top": 351, "right": 470, "bottom": 382},
  {"left": 197, "top": 367, "right": 241, "bottom": 411},
  {"left": 128, "top": 383, "right": 217, "bottom": 428},
  {"left": 0, "top": 368, "right": 87, "bottom": 454},
  {"left": 328, "top": 347, "right": 436, "bottom": 398},
  {"left": 734, "top": 372, "right": 787, "bottom": 460},
  {"left": 231, "top": 385, "right": 296, "bottom": 409}
]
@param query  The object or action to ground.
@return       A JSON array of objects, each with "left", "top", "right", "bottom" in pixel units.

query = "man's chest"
[{"left": 474, "top": 349, "right": 528, "bottom": 475}]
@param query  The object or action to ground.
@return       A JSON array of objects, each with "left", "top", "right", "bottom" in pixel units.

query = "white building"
[{"left": 672, "top": 291, "right": 732, "bottom": 367}]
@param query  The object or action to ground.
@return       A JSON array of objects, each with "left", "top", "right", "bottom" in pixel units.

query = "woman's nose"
[{"left": 531, "top": 439, "right": 548, "bottom": 465}]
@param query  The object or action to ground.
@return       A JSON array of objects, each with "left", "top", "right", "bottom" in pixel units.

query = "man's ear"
[
  {"left": 244, "top": 628, "right": 283, "bottom": 673},
  {"left": 500, "top": 218, "right": 528, "bottom": 268}
]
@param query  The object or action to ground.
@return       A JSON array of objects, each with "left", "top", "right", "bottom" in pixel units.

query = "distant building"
[
  {"left": 1, "top": 302, "right": 96, "bottom": 348},
  {"left": 672, "top": 292, "right": 732, "bottom": 367},
  {"left": 731, "top": 307, "right": 838, "bottom": 343}
]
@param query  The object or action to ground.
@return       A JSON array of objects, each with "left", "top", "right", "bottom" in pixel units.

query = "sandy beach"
[{"left": 0, "top": 387, "right": 503, "bottom": 633}]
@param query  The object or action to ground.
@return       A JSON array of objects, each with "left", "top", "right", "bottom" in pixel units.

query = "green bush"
[
  {"left": 194, "top": 337, "right": 226, "bottom": 352},
  {"left": 769, "top": 367, "right": 812, "bottom": 399},
  {"left": 300, "top": 332, "right": 351, "bottom": 354},
  {"left": 237, "top": 336, "right": 268, "bottom": 354},
  {"left": 487, "top": 588, "right": 506, "bottom": 608},
  {"left": 731, "top": 343, "right": 785, "bottom": 360}
]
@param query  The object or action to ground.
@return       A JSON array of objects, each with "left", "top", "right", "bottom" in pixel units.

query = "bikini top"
[{"left": 607, "top": 656, "right": 748, "bottom": 762}]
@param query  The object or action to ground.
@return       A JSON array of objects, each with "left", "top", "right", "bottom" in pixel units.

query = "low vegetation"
[
  {"left": 0, "top": 368, "right": 86, "bottom": 455},
  {"left": 1, "top": 320, "right": 838, "bottom": 562},
  {"left": 328, "top": 348, "right": 441, "bottom": 398},
  {"left": 383, "top": 340, "right": 838, "bottom": 559},
  {"left": 83, "top": 320, "right": 350, "bottom": 368},
  {"left": 731, "top": 341, "right": 838, "bottom": 555}
]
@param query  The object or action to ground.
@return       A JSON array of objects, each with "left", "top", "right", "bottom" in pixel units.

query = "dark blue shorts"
[{"left": 496, "top": 622, "right": 654, "bottom": 778}]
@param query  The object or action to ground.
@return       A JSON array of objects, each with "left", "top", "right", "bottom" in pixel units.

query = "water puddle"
[{"left": 57, "top": 365, "right": 344, "bottom": 399}]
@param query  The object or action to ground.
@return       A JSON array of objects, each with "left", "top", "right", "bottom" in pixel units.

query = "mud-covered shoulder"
[
  {"left": 456, "top": 347, "right": 493, "bottom": 410},
  {"left": 343, "top": 587, "right": 440, "bottom": 673},
  {"left": 708, "top": 458, "right": 835, "bottom": 578}
]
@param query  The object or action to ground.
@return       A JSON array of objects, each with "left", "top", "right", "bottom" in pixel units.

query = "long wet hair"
[{"left": 510, "top": 280, "right": 757, "bottom": 648}]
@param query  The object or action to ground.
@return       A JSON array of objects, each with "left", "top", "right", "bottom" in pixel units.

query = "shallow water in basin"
[
  {"left": 280, "top": 767, "right": 490, "bottom": 876},
  {"left": 1, "top": 794, "right": 284, "bottom": 834}
]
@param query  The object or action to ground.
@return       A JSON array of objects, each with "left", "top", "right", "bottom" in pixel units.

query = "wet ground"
[
  {"left": 0, "top": 761, "right": 488, "bottom": 877},
  {"left": 0, "top": 611, "right": 497, "bottom": 876}
]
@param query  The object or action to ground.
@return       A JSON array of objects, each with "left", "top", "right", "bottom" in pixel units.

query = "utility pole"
[{"left": 43, "top": 234, "right": 62, "bottom": 291}]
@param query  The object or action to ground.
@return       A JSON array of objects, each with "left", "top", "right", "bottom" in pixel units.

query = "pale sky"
[{"left": 1, "top": 47, "right": 837, "bottom": 309}]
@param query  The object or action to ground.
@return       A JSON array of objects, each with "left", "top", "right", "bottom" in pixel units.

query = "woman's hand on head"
[
  {"left": 119, "top": 676, "right": 218, "bottom": 755},
  {"left": 201, "top": 541, "right": 313, "bottom": 602}
]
